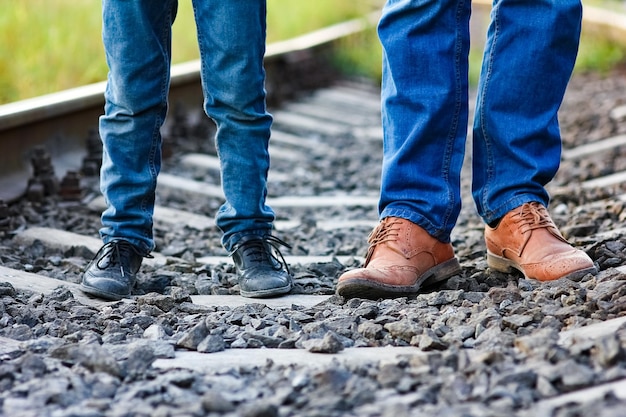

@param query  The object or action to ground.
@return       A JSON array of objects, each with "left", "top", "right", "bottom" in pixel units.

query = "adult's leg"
[
  {"left": 378, "top": 0, "right": 471, "bottom": 242},
  {"left": 474, "top": 0, "right": 595, "bottom": 282},
  {"left": 336, "top": 0, "right": 470, "bottom": 299},
  {"left": 472, "top": 0, "right": 581, "bottom": 222}
]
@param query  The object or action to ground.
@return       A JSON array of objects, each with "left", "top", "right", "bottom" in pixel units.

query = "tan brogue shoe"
[
  {"left": 485, "top": 202, "right": 597, "bottom": 281},
  {"left": 336, "top": 217, "right": 461, "bottom": 299}
]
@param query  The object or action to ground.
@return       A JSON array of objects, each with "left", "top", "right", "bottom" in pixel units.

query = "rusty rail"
[
  {"left": 0, "top": 13, "right": 379, "bottom": 203},
  {"left": 0, "top": 4, "right": 624, "bottom": 202}
]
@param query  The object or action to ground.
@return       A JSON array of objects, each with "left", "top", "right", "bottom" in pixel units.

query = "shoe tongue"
[
  {"left": 114, "top": 242, "right": 134, "bottom": 259},
  {"left": 104, "top": 241, "right": 137, "bottom": 266},
  {"left": 243, "top": 240, "right": 271, "bottom": 263},
  {"left": 518, "top": 204, "right": 551, "bottom": 229}
]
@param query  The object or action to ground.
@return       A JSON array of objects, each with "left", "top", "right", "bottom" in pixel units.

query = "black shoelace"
[
  {"left": 95, "top": 240, "right": 147, "bottom": 278},
  {"left": 239, "top": 236, "right": 291, "bottom": 273}
]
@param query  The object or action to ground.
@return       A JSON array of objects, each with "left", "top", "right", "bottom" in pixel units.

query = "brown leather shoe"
[
  {"left": 485, "top": 202, "right": 597, "bottom": 281},
  {"left": 336, "top": 217, "right": 461, "bottom": 299}
]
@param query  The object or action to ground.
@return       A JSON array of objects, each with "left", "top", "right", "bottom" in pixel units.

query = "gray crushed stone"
[{"left": 0, "top": 70, "right": 626, "bottom": 416}]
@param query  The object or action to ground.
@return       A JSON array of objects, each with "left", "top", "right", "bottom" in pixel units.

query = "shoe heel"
[
  {"left": 423, "top": 257, "right": 462, "bottom": 286},
  {"left": 486, "top": 251, "right": 514, "bottom": 273}
]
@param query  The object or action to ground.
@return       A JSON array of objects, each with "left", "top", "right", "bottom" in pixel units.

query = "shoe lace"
[
  {"left": 95, "top": 240, "right": 149, "bottom": 278},
  {"left": 239, "top": 235, "right": 291, "bottom": 273},
  {"left": 514, "top": 202, "right": 553, "bottom": 234},
  {"left": 364, "top": 218, "right": 402, "bottom": 265}
]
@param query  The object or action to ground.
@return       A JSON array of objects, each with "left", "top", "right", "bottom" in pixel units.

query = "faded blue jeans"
[
  {"left": 378, "top": 0, "right": 581, "bottom": 242},
  {"left": 99, "top": 0, "right": 274, "bottom": 254}
]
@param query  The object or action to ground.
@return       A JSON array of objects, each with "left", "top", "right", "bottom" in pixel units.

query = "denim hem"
[{"left": 480, "top": 195, "right": 548, "bottom": 225}]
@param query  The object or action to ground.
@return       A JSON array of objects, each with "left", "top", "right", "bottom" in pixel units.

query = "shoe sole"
[
  {"left": 486, "top": 251, "right": 597, "bottom": 282},
  {"left": 80, "top": 283, "right": 128, "bottom": 301},
  {"left": 336, "top": 258, "right": 461, "bottom": 300},
  {"left": 240, "top": 282, "right": 293, "bottom": 298}
]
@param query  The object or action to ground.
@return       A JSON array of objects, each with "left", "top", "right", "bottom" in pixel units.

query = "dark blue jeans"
[{"left": 377, "top": 0, "right": 581, "bottom": 242}]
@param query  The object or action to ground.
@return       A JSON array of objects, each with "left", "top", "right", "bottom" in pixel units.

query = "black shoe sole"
[
  {"left": 240, "top": 282, "right": 292, "bottom": 298},
  {"left": 80, "top": 283, "right": 128, "bottom": 301}
]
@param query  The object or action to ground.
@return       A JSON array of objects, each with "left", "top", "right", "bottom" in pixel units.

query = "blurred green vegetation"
[
  {"left": 0, "top": 0, "right": 624, "bottom": 104},
  {"left": 1, "top": 0, "right": 107, "bottom": 104},
  {"left": 0, "top": 0, "right": 378, "bottom": 104},
  {"left": 576, "top": 0, "right": 626, "bottom": 72},
  {"left": 577, "top": 33, "right": 626, "bottom": 73},
  {"left": 586, "top": 0, "right": 626, "bottom": 11},
  {"left": 332, "top": 0, "right": 626, "bottom": 88}
]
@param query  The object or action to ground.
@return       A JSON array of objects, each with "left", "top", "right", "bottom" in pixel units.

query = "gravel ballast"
[{"left": 1, "top": 69, "right": 626, "bottom": 416}]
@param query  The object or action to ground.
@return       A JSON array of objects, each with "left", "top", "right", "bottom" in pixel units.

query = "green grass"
[
  {"left": 1, "top": 0, "right": 625, "bottom": 104},
  {"left": 0, "top": 0, "right": 379, "bottom": 104},
  {"left": 585, "top": 0, "right": 626, "bottom": 12},
  {"left": 0, "top": 0, "right": 107, "bottom": 104},
  {"left": 577, "top": 32, "right": 626, "bottom": 74}
]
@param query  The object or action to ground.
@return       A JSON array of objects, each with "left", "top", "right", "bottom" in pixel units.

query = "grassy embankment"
[
  {"left": 0, "top": 0, "right": 624, "bottom": 105},
  {"left": 0, "top": 0, "right": 379, "bottom": 104}
]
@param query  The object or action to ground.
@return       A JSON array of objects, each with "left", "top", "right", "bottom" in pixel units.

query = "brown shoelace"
[
  {"left": 512, "top": 202, "right": 555, "bottom": 235},
  {"left": 364, "top": 218, "right": 403, "bottom": 266}
]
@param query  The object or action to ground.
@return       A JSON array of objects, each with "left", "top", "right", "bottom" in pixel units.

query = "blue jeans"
[
  {"left": 377, "top": 0, "right": 581, "bottom": 243},
  {"left": 99, "top": 0, "right": 274, "bottom": 254}
]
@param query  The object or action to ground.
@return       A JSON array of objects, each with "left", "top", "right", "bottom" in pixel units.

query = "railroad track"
[
  {"left": 1, "top": 7, "right": 626, "bottom": 417},
  {"left": 3, "top": 79, "right": 386, "bottom": 293}
]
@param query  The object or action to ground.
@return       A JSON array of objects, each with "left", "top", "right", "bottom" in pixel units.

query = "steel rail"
[
  {"left": 0, "top": 4, "right": 624, "bottom": 202},
  {"left": 0, "top": 12, "right": 379, "bottom": 203}
]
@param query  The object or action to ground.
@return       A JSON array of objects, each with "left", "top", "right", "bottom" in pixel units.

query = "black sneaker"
[
  {"left": 81, "top": 240, "right": 145, "bottom": 301},
  {"left": 230, "top": 235, "right": 293, "bottom": 298}
]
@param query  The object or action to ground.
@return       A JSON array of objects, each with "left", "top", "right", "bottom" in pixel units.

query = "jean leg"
[
  {"left": 378, "top": 0, "right": 471, "bottom": 242},
  {"left": 99, "top": 0, "right": 177, "bottom": 254},
  {"left": 472, "top": 0, "right": 582, "bottom": 224},
  {"left": 191, "top": 0, "right": 274, "bottom": 251}
]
